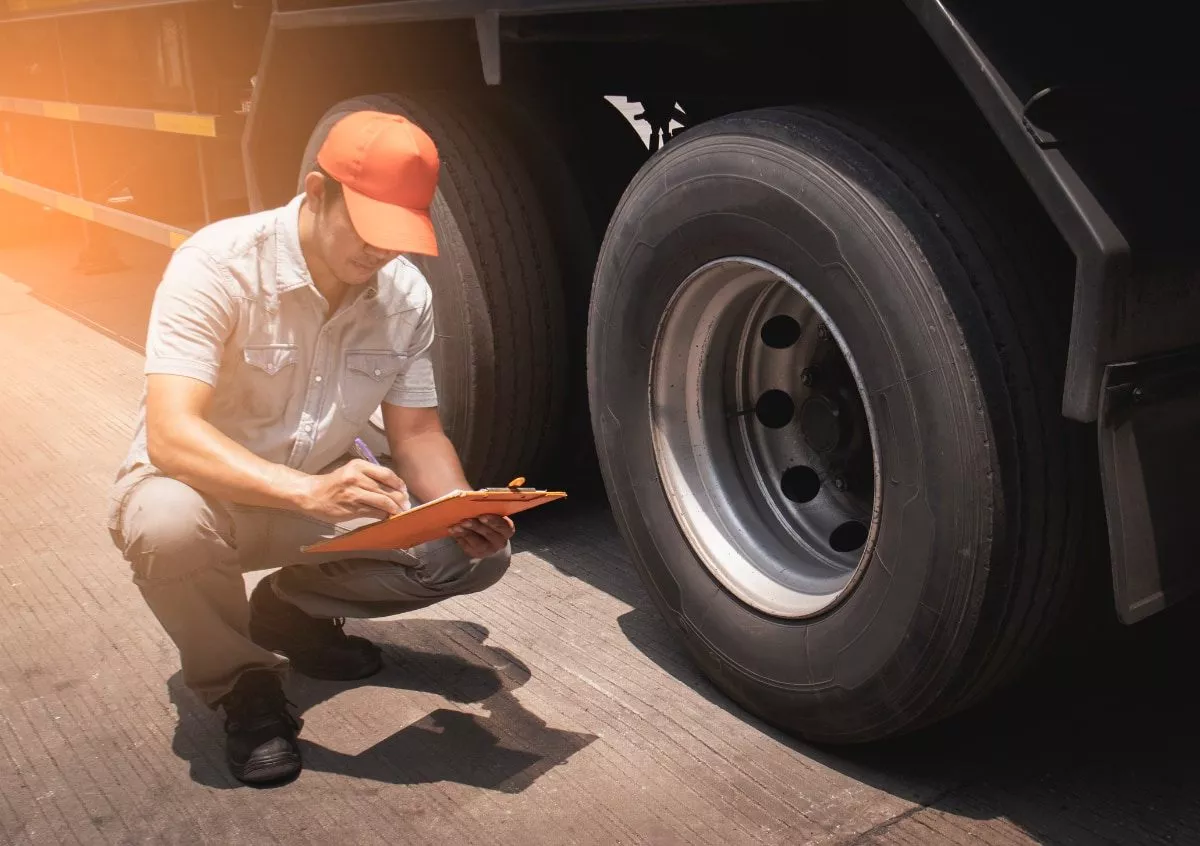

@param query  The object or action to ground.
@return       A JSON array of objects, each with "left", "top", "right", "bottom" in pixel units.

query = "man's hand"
[
  {"left": 297, "top": 459, "right": 410, "bottom": 523},
  {"left": 449, "top": 514, "right": 514, "bottom": 559}
]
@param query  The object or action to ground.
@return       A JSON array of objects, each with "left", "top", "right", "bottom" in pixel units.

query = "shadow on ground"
[
  {"left": 167, "top": 619, "right": 596, "bottom": 793},
  {"left": 0, "top": 223, "right": 171, "bottom": 353},
  {"left": 517, "top": 493, "right": 1200, "bottom": 845}
]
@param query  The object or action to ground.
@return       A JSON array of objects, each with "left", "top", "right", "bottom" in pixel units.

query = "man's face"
[{"left": 309, "top": 177, "right": 401, "bottom": 286}]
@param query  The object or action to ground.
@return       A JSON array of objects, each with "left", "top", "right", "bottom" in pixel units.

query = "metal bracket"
[
  {"left": 902, "top": 0, "right": 1131, "bottom": 423},
  {"left": 1099, "top": 347, "right": 1200, "bottom": 623}
]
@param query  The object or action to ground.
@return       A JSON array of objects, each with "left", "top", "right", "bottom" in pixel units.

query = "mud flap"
[{"left": 1099, "top": 347, "right": 1200, "bottom": 623}]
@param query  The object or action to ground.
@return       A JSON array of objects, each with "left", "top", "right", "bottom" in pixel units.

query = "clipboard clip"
[{"left": 481, "top": 476, "right": 535, "bottom": 493}]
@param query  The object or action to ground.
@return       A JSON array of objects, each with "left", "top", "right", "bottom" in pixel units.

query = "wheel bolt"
[
  {"left": 800, "top": 368, "right": 816, "bottom": 387},
  {"left": 817, "top": 325, "right": 830, "bottom": 341},
  {"left": 833, "top": 477, "right": 848, "bottom": 491}
]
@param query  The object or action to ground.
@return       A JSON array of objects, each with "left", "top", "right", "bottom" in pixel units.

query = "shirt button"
[
  {"left": 373, "top": 368, "right": 381, "bottom": 377},
  {"left": 314, "top": 375, "right": 322, "bottom": 383},
  {"left": 304, "top": 423, "right": 313, "bottom": 433}
]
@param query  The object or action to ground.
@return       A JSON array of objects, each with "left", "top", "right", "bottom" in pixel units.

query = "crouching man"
[{"left": 107, "top": 111, "right": 513, "bottom": 784}]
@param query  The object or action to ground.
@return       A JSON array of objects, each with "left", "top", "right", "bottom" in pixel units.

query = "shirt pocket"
[
  {"left": 338, "top": 350, "right": 407, "bottom": 424},
  {"left": 238, "top": 343, "right": 299, "bottom": 421},
  {"left": 243, "top": 344, "right": 299, "bottom": 375}
]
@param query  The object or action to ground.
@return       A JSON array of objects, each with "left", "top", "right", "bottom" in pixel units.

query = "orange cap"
[{"left": 316, "top": 111, "right": 440, "bottom": 255}]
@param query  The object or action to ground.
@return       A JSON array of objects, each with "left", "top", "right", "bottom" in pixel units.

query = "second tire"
[{"left": 589, "top": 107, "right": 1089, "bottom": 742}]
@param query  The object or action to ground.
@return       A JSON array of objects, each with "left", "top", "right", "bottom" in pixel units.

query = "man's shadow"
[{"left": 166, "top": 619, "right": 596, "bottom": 791}]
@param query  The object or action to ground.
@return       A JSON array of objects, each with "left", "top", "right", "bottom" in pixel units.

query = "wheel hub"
[
  {"left": 649, "top": 258, "right": 880, "bottom": 618},
  {"left": 799, "top": 394, "right": 841, "bottom": 453}
]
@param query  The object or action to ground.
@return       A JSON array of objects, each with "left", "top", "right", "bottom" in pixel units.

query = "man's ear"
[{"left": 302, "top": 170, "right": 325, "bottom": 207}]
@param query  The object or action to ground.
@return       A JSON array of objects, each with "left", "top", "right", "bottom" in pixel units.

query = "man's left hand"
[{"left": 449, "top": 514, "right": 515, "bottom": 559}]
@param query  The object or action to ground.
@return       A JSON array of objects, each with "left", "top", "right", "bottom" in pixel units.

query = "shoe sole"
[{"left": 234, "top": 753, "right": 302, "bottom": 785}]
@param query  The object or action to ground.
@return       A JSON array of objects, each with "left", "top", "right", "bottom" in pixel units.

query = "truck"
[{"left": 2, "top": 0, "right": 1196, "bottom": 745}]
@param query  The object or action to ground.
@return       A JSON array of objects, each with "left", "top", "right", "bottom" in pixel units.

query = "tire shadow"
[
  {"left": 517, "top": 493, "right": 1200, "bottom": 844},
  {"left": 166, "top": 619, "right": 597, "bottom": 793},
  {"left": 833, "top": 602, "right": 1200, "bottom": 843},
  {"left": 613, "top": 598, "right": 1200, "bottom": 842}
]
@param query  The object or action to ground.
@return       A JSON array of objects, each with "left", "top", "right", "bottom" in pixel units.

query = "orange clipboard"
[{"left": 301, "top": 483, "right": 566, "bottom": 554}]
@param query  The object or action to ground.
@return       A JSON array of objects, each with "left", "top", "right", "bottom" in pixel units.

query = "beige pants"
[{"left": 107, "top": 464, "right": 510, "bottom": 707}]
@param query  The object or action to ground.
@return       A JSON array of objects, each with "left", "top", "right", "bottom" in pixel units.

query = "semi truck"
[{"left": 2, "top": 0, "right": 1196, "bottom": 744}]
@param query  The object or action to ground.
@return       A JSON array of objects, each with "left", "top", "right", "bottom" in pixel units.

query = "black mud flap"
[{"left": 1099, "top": 347, "right": 1200, "bottom": 623}]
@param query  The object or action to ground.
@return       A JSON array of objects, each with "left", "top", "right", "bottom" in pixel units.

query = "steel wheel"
[{"left": 649, "top": 257, "right": 880, "bottom": 618}]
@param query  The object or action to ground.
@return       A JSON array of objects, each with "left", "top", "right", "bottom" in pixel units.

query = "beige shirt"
[{"left": 114, "top": 193, "right": 439, "bottom": 488}]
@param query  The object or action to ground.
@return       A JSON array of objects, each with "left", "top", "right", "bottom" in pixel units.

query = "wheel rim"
[{"left": 649, "top": 258, "right": 880, "bottom": 618}]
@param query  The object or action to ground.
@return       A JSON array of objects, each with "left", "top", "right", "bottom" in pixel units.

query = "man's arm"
[
  {"left": 377, "top": 278, "right": 467, "bottom": 503},
  {"left": 139, "top": 248, "right": 309, "bottom": 508},
  {"left": 383, "top": 403, "right": 513, "bottom": 557},
  {"left": 146, "top": 374, "right": 310, "bottom": 509},
  {"left": 148, "top": 375, "right": 409, "bottom": 520},
  {"left": 380, "top": 274, "right": 511, "bottom": 555},
  {"left": 381, "top": 403, "right": 471, "bottom": 503}
]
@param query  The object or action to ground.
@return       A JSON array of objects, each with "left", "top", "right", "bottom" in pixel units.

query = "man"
[{"left": 106, "top": 111, "right": 515, "bottom": 785}]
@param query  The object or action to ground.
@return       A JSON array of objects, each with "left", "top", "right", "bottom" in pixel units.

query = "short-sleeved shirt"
[{"left": 113, "top": 192, "right": 439, "bottom": 488}]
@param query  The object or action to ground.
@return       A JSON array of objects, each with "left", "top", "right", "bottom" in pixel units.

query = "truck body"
[{"left": 3, "top": 0, "right": 1197, "bottom": 742}]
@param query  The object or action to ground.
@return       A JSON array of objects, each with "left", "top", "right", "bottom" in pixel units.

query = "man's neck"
[{"left": 296, "top": 201, "right": 347, "bottom": 314}]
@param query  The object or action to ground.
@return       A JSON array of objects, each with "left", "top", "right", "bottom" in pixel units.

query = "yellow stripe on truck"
[
  {"left": 168, "top": 231, "right": 189, "bottom": 248},
  {"left": 153, "top": 112, "right": 217, "bottom": 138},
  {"left": 56, "top": 195, "right": 94, "bottom": 220},
  {"left": 43, "top": 101, "right": 80, "bottom": 121}
]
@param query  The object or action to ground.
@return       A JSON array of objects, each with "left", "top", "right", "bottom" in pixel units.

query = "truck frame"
[{"left": 3, "top": 0, "right": 1196, "bottom": 743}]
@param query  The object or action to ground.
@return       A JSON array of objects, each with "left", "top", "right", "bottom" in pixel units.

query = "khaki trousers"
[{"left": 107, "top": 464, "right": 510, "bottom": 707}]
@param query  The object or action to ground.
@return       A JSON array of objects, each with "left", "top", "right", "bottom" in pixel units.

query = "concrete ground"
[{"left": 1, "top": 221, "right": 1198, "bottom": 846}]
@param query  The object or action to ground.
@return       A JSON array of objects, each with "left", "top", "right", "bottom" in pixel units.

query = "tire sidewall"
[{"left": 590, "top": 113, "right": 998, "bottom": 740}]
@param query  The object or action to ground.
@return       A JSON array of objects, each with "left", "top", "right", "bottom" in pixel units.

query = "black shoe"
[
  {"left": 248, "top": 574, "right": 383, "bottom": 680},
  {"left": 218, "top": 670, "right": 302, "bottom": 785}
]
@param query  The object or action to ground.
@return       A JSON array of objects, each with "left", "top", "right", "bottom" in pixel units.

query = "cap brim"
[{"left": 342, "top": 185, "right": 438, "bottom": 256}]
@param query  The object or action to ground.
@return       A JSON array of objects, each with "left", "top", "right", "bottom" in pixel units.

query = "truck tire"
[
  {"left": 588, "top": 107, "right": 1090, "bottom": 742},
  {"left": 477, "top": 89, "right": 647, "bottom": 484},
  {"left": 297, "top": 93, "right": 568, "bottom": 484}
]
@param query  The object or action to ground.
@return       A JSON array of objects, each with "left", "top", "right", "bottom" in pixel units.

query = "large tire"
[
  {"left": 475, "top": 89, "right": 647, "bottom": 484},
  {"left": 588, "top": 107, "right": 1090, "bottom": 742},
  {"left": 297, "top": 94, "right": 568, "bottom": 485}
]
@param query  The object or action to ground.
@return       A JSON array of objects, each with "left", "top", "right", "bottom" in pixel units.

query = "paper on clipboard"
[{"left": 301, "top": 486, "right": 566, "bottom": 554}]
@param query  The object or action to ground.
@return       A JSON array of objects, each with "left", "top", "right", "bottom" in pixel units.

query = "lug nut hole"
[
  {"left": 780, "top": 466, "right": 821, "bottom": 503},
  {"left": 760, "top": 315, "right": 802, "bottom": 349},
  {"left": 755, "top": 390, "right": 795, "bottom": 429},
  {"left": 830, "top": 521, "right": 868, "bottom": 553}
]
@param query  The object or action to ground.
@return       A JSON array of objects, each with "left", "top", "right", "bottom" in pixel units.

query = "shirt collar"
[{"left": 275, "top": 193, "right": 316, "bottom": 295}]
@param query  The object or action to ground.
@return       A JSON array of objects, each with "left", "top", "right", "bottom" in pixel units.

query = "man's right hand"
[{"left": 296, "top": 459, "right": 410, "bottom": 523}]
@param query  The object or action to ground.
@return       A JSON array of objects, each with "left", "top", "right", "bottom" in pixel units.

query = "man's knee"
[
  {"left": 114, "top": 476, "right": 233, "bottom": 583},
  {"left": 460, "top": 544, "right": 511, "bottom": 595},
  {"left": 413, "top": 538, "right": 510, "bottom": 596}
]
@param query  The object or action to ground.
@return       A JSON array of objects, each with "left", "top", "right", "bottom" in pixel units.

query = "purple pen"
[{"left": 351, "top": 437, "right": 382, "bottom": 465}]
